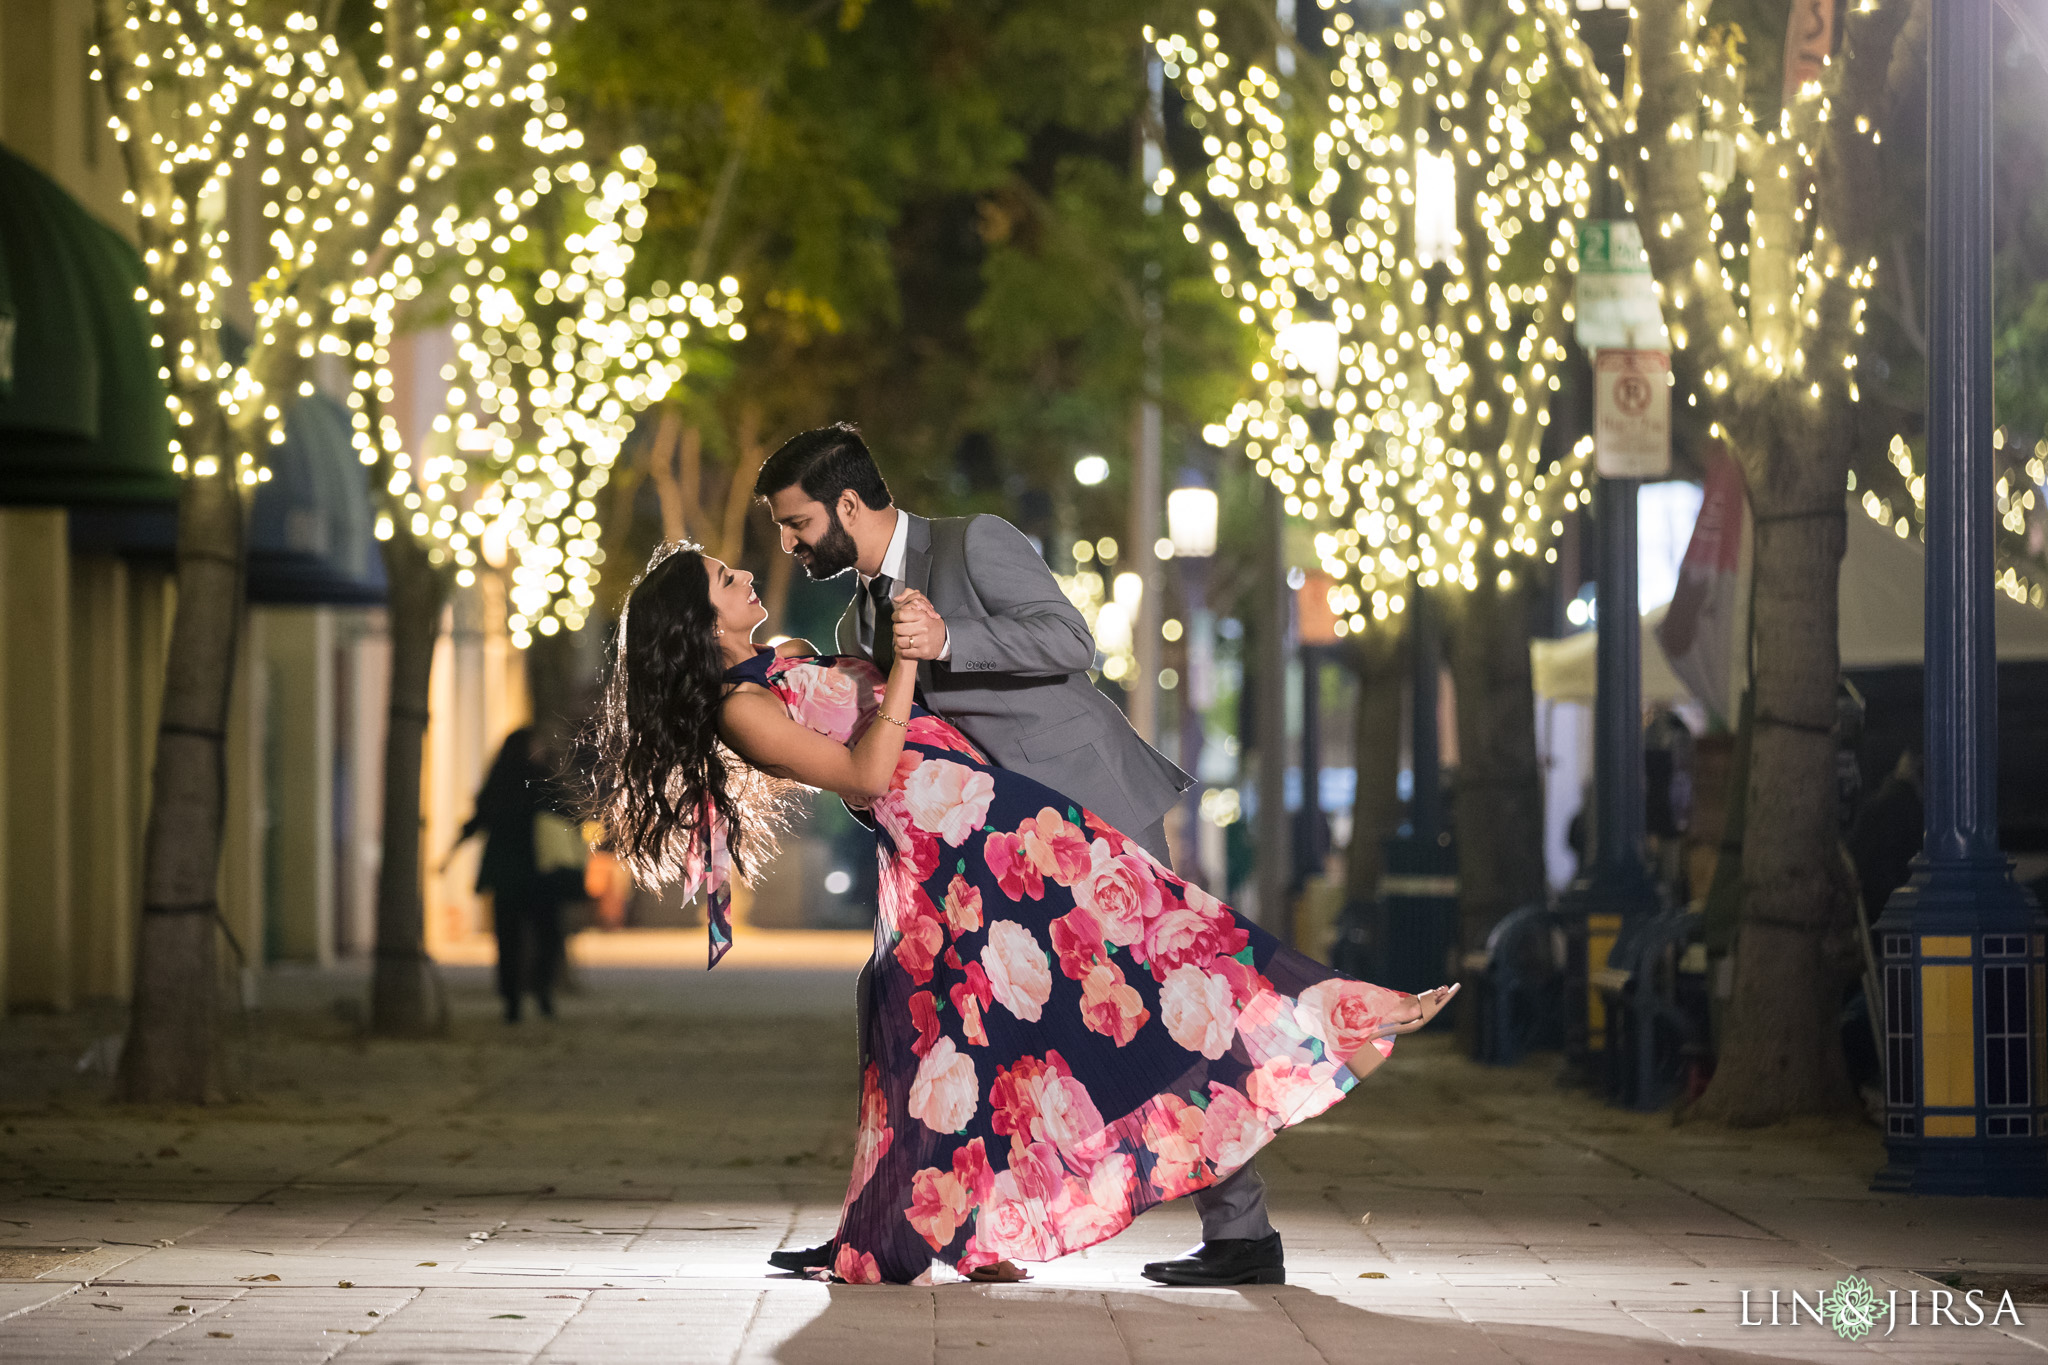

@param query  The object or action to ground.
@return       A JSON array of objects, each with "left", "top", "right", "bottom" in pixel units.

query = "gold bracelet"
[{"left": 880, "top": 712, "right": 909, "bottom": 729}]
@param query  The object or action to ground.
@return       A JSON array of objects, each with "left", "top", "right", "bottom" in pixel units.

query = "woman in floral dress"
[{"left": 588, "top": 544, "right": 1454, "bottom": 1286}]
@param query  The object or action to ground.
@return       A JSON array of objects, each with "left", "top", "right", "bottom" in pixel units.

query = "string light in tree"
[
  {"left": 92, "top": 0, "right": 585, "bottom": 510},
  {"left": 1153, "top": 0, "right": 1593, "bottom": 636},
  {"left": 442, "top": 148, "right": 747, "bottom": 646},
  {"left": 1534, "top": 0, "right": 2043, "bottom": 606}
]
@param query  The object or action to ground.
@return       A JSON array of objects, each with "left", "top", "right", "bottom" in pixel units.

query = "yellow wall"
[
  {"left": 2, "top": 510, "right": 75, "bottom": 1010},
  {"left": 0, "top": 0, "right": 133, "bottom": 231}
]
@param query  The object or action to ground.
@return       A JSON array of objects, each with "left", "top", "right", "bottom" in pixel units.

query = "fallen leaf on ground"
[
  {"left": 491, "top": 1313, "right": 526, "bottom": 1319},
  {"left": 91, "top": 1303, "right": 124, "bottom": 1311},
  {"left": 417, "top": 1261, "right": 437, "bottom": 1267},
  {"left": 171, "top": 1305, "right": 190, "bottom": 1313},
  {"left": 1359, "top": 1272, "right": 1388, "bottom": 1280},
  {"left": 239, "top": 1274, "right": 281, "bottom": 1282},
  {"left": 207, "top": 1332, "right": 233, "bottom": 1339},
  {"left": 1359, "top": 1213, "right": 1372, "bottom": 1226},
  {"left": 337, "top": 1281, "right": 353, "bottom": 1288}
]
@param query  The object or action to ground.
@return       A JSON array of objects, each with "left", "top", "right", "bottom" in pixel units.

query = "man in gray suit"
[{"left": 754, "top": 424, "right": 1284, "bottom": 1287}]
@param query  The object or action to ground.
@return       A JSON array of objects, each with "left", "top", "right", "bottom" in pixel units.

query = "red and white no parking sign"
[{"left": 1593, "top": 349, "right": 1672, "bottom": 478}]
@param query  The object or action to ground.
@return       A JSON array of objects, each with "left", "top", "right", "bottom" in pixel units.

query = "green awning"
[{"left": 0, "top": 143, "right": 176, "bottom": 505}]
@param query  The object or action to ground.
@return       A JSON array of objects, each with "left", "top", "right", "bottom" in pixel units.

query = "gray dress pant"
[
  {"left": 854, "top": 812, "right": 1275, "bottom": 1245},
  {"left": 1128, "top": 818, "right": 1275, "bottom": 1243}
]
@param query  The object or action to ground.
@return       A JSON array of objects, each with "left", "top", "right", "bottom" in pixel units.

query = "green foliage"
[{"left": 556, "top": 0, "right": 1252, "bottom": 547}]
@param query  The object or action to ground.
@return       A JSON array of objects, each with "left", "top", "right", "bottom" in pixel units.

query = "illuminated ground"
[{"left": 0, "top": 953, "right": 2041, "bottom": 1363}]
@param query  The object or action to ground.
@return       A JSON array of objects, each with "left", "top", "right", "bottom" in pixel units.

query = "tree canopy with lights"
[{"left": 1156, "top": 0, "right": 1593, "bottom": 634}]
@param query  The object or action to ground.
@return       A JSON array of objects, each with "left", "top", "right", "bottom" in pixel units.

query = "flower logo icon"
[{"left": 1820, "top": 1275, "right": 1882, "bottom": 1341}]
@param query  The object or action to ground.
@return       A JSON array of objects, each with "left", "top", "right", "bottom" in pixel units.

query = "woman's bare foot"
[
  {"left": 1388, "top": 983, "right": 1459, "bottom": 1035},
  {"left": 967, "top": 1259, "right": 1029, "bottom": 1283}
]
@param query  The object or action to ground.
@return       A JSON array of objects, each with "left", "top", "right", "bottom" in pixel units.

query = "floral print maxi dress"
[{"left": 716, "top": 649, "right": 1413, "bottom": 1285}]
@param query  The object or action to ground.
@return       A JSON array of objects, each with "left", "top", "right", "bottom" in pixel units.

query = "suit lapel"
[
  {"left": 901, "top": 514, "right": 936, "bottom": 691},
  {"left": 902, "top": 513, "right": 933, "bottom": 598},
  {"left": 837, "top": 595, "right": 864, "bottom": 660}
]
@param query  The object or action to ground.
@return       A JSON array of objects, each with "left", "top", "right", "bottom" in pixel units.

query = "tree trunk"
[
  {"left": 1448, "top": 575, "right": 1550, "bottom": 947},
  {"left": 1344, "top": 620, "right": 1406, "bottom": 907},
  {"left": 370, "top": 530, "right": 451, "bottom": 1036},
  {"left": 1692, "top": 436, "right": 1858, "bottom": 1124},
  {"left": 121, "top": 461, "right": 245, "bottom": 1103},
  {"left": 1448, "top": 575, "right": 1550, "bottom": 1050}
]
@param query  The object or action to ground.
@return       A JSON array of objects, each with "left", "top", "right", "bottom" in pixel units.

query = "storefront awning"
[
  {"left": 0, "top": 143, "right": 176, "bottom": 505},
  {"left": 247, "top": 393, "right": 387, "bottom": 606},
  {"left": 71, "top": 393, "right": 388, "bottom": 607}
]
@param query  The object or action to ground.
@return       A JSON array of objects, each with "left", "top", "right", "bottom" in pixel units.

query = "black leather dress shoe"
[
  {"left": 1141, "top": 1232, "right": 1285, "bottom": 1286},
  {"left": 767, "top": 1244, "right": 832, "bottom": 1274}
]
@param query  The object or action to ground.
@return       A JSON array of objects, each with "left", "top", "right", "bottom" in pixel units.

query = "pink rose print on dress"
[
  {"left": 906, "top": 1165, "right": 972, "bottom": 1251},
  {"left": 1141, "top": 882, "right": 1251, "bottom": 980},
  {"left": 1210, "top": 953, "right": 1277, "bottom": 1009},
  {"left": 942, "top": 874, "right": 984, "bottom": 936},
  {"left": 776, "top": 660, "right": 864, "bottom": 741},
  {"left": 905, "top": 714, "right": 986, "bottom": 760},
  {"left": 1071, "top": 838, "right": 1163, "bottom": 947},
  {"left": 1159, "top": 962, "right": 1237, "bottom": 1059},
  {"left": 1048, "top": 905, "right": 1107, "bottom": 981},
  {"left": 975, "top": 1168, "right": 1061, "bottom": 1263},
  {"left": 1082, "top": 808, "right": 1129, "bottom": 856},
  {"left": 833, "top": 1244, "right": 882, "bottom": 1284},
  {"left": 847, "top": 1063, "right": 893, "bottom": 1200},
  {"left": 909, "top": 991, "right": 940, "bottom": 1058},
  {"left": 1296, "top": 978, "right": 1405, "bottom": 1065},
  {"left": 952, "top": 1135, "right": 996, "bottom": 1206},
  {"left": 893, "top": 891, "right": 945, "bottom": 986},
  {"left": 950, "top": 963, "right": 993, "bottom": 1045},
  {"left": 902, "top": 758, "right": 996, "bottom": 846},
  {"left": 1018, "top": 808, "right": 1092, "bottom": 886},
  {"left": 1142, "top": 1093, "right": 1210, "bottom": 1198},
  {"left": 1078, "top": 960, "right": 1149, "bottom": 1046},
  {"left": 982, "top": 829, "right": 1043, "bottom": 901},
  {"left": 907, "top": 1037, "right": 978, "bottom": 1134},
  {"left": 981, "top": 920, "right": 1052, "bottom": 1022},
  {"left": 1244, "top": 1056, "right": 1345, "bottom": 1124},
  {"left": 1198, "top": 1082, "right": 1272, "bottom": 1172},
  {"left": 1048, "top": 1149, "right": 1136, "bottom": 1250},
  {"left": 990, "top": 1052, "right": 1107, "bottom": 1166}
]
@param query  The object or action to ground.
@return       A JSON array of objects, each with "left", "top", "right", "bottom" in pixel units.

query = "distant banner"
[{"left": 1655, "top": 442, "right": 1746, "bottom": 724}]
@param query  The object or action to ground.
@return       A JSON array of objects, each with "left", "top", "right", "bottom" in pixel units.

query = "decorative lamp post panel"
[{"left": 1872, "top": 0, "right": 2048, "bottom": 1196}]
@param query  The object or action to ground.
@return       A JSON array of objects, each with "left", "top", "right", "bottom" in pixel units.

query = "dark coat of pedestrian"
[{"left": 459, "top": 725, "right": 587, "bottom": 1022}]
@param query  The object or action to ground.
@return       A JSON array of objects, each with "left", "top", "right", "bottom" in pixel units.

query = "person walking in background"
[{"left": 458, "top": 725, "right": 588, "bottom": 1023}]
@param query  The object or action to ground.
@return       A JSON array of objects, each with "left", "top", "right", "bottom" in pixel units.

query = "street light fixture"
[
  {"left": 1414, "top": 147, "right": 1458, "bottom": 269},
  {"left": 1167, "top": 487, "right": 1219, "bottom": 559}
]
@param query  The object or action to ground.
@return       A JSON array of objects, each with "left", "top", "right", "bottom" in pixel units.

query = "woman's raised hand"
[{"left": 1383, "top": 982, "right": 1459, "bottom": 1036}]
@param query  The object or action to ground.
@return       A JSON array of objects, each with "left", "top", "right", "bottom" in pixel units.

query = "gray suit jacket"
[{"left": 837, "top": 512, "right": 1194, "bottom": 837}]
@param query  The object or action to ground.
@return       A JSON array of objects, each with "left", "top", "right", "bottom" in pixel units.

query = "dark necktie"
[{"left": 868, "top": 573, "right": 896, "bottom": 675}]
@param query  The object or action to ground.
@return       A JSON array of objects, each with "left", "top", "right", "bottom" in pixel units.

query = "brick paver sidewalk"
[{"left": 1, "top": 960, "right": 2042, "bottom": 1363}]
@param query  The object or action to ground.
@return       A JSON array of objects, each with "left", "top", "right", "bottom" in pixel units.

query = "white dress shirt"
[{"left": 857, "top": 509, "right": 948, "bottom": 660}]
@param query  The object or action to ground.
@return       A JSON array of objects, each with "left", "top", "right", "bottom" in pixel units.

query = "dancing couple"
[{"left": 588, "top": 424, "right": 1453, "bottom": 1286}]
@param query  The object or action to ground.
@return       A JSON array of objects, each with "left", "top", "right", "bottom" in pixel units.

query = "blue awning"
[
  {"left": 71, "top": 393, "right": 388, "bottom": 607},
  {"left": 246, "top": 393, "right": 386, "bottom": 606}
]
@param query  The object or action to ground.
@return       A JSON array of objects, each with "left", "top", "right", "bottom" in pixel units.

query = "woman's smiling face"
[{"left": 703, "top": 556, "right": 767, "bottom": 640}]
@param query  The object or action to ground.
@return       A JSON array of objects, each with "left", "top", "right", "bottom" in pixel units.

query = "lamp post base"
[
  {"left": 1871, "top": 857, "right": 2048, "bottom": 1198},
  {"left": 1556, "top": 860, "right": 1662, "bottom": 1091}
]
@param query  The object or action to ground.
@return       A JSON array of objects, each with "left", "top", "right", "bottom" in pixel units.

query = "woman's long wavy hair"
[{"left": 585, "top": 543, "right": 791, "bottom": 889}]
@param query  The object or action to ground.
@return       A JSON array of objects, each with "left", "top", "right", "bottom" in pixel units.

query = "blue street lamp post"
[
  {"left": 1558, "top": 472, "right": 1662, "bottom": 1089},
  {"left": 1872, "top": 0, "right": 2048, "bottom": 1196}
]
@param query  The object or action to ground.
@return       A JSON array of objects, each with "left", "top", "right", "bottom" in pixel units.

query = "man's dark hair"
[{"left": 754, "top": 422, "right": 892, "bottom": 511}]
